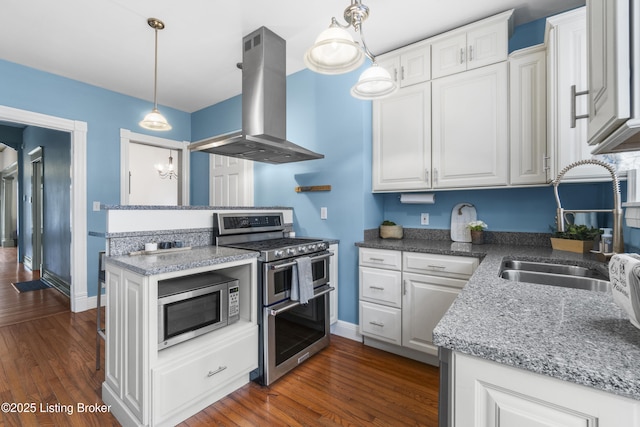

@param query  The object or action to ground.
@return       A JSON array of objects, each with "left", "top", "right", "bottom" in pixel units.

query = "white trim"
[
  {"left": 0, "top": 105, "right": 87, "bottom": 313},
  {"left": 120, "top": 129, "right": 190, "bottom": 205},
  {"left": 331, "top": 320, "right": 362, "bottom": 342}
]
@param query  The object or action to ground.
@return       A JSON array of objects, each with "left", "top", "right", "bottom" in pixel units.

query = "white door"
[
  {"left": 210, "top": 154, "right": 253, "bottom": 206},
  {"left": 432, "top": 62, "right": 508, "bottom": 188}
]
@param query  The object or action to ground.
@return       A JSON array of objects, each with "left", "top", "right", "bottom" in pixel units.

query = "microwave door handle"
[
  {"left": 269, "top": 251, "right": 334, "bottom": 271},
  {"left": 268, "top": 286, "right": 335, "bottom": 316}
]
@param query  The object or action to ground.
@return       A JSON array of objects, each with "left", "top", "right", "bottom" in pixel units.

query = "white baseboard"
[{"left": 330, "top": 320, "right": 362, "bottom": 342}]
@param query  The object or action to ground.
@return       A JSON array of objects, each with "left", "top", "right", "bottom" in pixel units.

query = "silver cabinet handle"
[
  {"left": 543, "top": 155, "right": 551, "bottom": 172},
  {"left": 369, "top": 286, "right": 385, "bottom": 291},
  {"left": 207, "top": 366, "right": 227, "bottom": 377},
  {"left": 570, "top": 84, "right": 589, "bottom": 128},
  {"left": 433, "top": 168, "right": 439, "bottom": 185},
  {"left": 460, "top": 48, "right": 465, "bottom": 64},
  {"left": 425, "top": 169, "right": 430, "bottom": 186},
  {"left": 401, "top": 66, "right": 405, "bottom": 81},
  {"left": 427, "top": 264, "right": 446, "bottom": 269},
  {"left": 403, "top": 279, "right": 407, "bottom": 296},
  {"left": 369, "top": 321, "right": 385, "bottom": 327},
  {"left": 468, "top": 45, "right": 473, "bottom": 61},
  {"left": 368, "top": 257, "right": 385, "bottom": 262},
  {"left": 393, "top": 68, "right": 398, "bottom": 82}
]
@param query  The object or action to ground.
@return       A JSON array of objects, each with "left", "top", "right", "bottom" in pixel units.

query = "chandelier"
[
  {"left": 304, "top": 0, "right": 397, "bottom": 100},
  {"left": 156, "top": 150, "right": 178, "bottom": 180},
  {"left": 139, "top": 18, "right": 172, "bottom": 131}
]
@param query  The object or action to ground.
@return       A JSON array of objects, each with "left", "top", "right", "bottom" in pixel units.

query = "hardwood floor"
[{"left": 0, "top": 247, "right": 440, "bottom": 426}]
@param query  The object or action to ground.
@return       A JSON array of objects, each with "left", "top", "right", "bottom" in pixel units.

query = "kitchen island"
[
  {"left": 103, "top": 246, "right": 259, "bottom": 427},
  {"left": 356, "top": 238, "right": 640, "bottom": 426}
]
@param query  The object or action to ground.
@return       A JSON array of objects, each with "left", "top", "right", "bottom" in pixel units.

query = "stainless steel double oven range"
[{"left": 213, "top": 212, "right": 334, "bottom": 385}]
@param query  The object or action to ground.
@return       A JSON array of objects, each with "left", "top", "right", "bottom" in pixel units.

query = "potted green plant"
[
  {"left": 551, "top": 224, "right": 601, "bottom": 253},
  {"left": 467, "top": 220, "right": 488, "bottom": 244},
  {"left": 379, "top": 220, "right": 403, "bottom": 239}
]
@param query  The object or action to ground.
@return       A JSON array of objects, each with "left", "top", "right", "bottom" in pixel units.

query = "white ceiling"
[{"left": 0, "top": 0, "right": 584, "bottom": 113}]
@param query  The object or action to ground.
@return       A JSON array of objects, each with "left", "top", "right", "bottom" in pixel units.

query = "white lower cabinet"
[
  {"left": 453, "top": 352, "right": 640, "bottom": 426},
  {"left": 152, "top": 327, "right": 257, "bottom": 425},
  {"left": 360, "top": 301, "right": 402, "bottom": 345},
  {"left": 358, "top": 248, "right": 477, "bottom": 363},
  {"left": 103, "top": 258, "right": 258, "bottom": 427},
  {"left": 402, "top": 273, "right": 465, "bottom": 355}
]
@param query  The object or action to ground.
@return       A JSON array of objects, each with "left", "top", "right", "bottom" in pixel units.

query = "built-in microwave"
[{"left": 157, "top": 271, "right": 240, "bottom": 350}]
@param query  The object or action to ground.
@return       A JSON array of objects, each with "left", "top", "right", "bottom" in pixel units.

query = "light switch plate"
[
  {"left": 321, "top": 207, "right": 328, "bottom": 220},
  {"left": 93, "top": 201, "right": 101, "bottom": 211}
]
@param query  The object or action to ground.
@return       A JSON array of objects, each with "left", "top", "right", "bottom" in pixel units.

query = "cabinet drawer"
[
  {"left": 359, "top": 248, "right": 402, "bottom": 270},
  {"left": 403, "top": 252, "right": 478, "bottom": 279},
  {"left": 360, "top": 267, "right": 402, "bottom": 307},
  {"left": 360, "top": 301, "right": 402, "bottom": 345},
  {"left": 153, "top": 328, "right": 257, "bottom": 422}
]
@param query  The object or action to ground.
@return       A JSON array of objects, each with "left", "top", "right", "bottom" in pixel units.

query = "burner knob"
[
  {"left": 298, "top": 246, "right": 308, "bottom": 253},
  {"left": 287, "top": 248, "right": 297, "bottom": 256},
  {"left": 318, "top": 242, "right": 327, "bottom": 250},
  {"left": 274, "top": 250, "right": 284, "bottom": 258},
  {"left": 309, "top": 244, "right": 317, "bottom": 251}
]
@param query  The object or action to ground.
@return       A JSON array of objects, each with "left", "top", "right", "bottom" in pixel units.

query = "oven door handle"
[
  {"left": 269, "top": 251, "right": 333, "bottom": 271},
  {"left": 268, "top": 286, "right": 334, "bottom": 316}
]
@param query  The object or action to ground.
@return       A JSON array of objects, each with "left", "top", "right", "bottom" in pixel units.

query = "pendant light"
[
  {"left": 305, "top": 0, "right": 397, "bottom": 99},
  {"left": 140, "top": 18, "right": 172, "bottom": 131}
]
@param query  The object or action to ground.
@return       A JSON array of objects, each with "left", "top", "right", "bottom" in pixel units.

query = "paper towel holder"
[{"left": 399, "top": 193, "right": 435, "bottom": 204}]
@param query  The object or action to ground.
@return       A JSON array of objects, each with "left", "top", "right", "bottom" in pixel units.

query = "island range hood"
[{"left": 189, "top": 27, "right": 324, "bottom": 164}]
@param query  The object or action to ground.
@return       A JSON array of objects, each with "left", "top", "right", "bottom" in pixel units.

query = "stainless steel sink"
[{"left": 499, "top": 260, "right": 609, "bottom": 292}]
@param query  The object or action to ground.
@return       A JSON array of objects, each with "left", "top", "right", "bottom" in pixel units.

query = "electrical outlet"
[
  {"left": 321, "top": 207, "right": 328, "bottom": 220},
  {"left": 93, "top": 201, "right": 101, "bottom": 211},
  {"left": 421, "top": 213, "right": 429, "bottom": 225}
]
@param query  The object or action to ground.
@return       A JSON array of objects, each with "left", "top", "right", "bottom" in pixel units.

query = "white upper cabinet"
[
  {"left": 587, "top": 0, "right": 631, "bottom": 148},
  {"left": 431, "top": 10, "right": 513, "bottom": 79},
  {"left": 377, "top": 42, "right": 431, "bottom": 88},
  {"left": 509, "top": 45, "right": 549, "bottom": 185},
  {"left": 546, "top": 7, "right": 610, "bottom": 180},
  {"left": 432, "top": 63, "right": 508, "bottom": 188},
  {"left": 372, "top": 82, "right": 431, "bottom": 191}
]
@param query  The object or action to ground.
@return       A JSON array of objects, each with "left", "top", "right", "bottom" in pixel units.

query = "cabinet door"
[
  {"left": 587, "top": 0, "right": 630, "bottom": 146},
  {"left": 466, "top": 20, "right": 509, "bottom": 71},
  {"left": 399, "top": 43, "right": 431, "bottom": 87},
  {"left": 402, "top": 273, "right": 463, "bottom": 355},
  {"left": 372, "top": 82, "right": 431, "bottom": 191},
  {"left": 547, "top": 8, "right": 610, "bottom": 181},
  {"left": 431, "top": 31, "right": 467, "bottom": 79},
  {"left": 376, "top": 55, "right": 400, "bottom": 87},
  {"left": 453, "top": 352, "right": 640, "bottom": 427},
  {"left": 432, "top": 63, "right": 508, "bottom": 188},
  {"left": 509, "top": 46, "right": 548, "bottom": 185}
]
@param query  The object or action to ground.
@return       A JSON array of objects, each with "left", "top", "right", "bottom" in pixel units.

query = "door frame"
[
  {"left": 0, "top": 105, "right": 87, "bottom": 312},
  {"left": 29, "top": 147, "right": 44, "bottom": 271}
]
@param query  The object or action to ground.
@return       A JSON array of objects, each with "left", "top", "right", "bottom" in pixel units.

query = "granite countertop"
[
  {"left": 356, "top": 238, "right": 640, "bottom": 401},
  {"left": 105, "top": 246, "right": 259, "bottom": 276}
]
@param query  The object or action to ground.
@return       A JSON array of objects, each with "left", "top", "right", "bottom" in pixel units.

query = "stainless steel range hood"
[{"left": 189, "top": 27, "right": 324, "bottom": 164}]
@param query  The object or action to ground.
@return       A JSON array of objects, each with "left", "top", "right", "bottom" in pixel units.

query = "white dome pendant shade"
[
  {"left": 140, "top": 108, "right": 172, "bottom": 131},
  {"left": 304, "top": 21, "right": 365, "bottom": 75},
  {"left": 350, "top": 63, "right": 397, "bottom": 100}
]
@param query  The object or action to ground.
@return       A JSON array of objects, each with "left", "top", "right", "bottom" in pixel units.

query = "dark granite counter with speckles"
[
  {"left": 105, "top": 246, "right": 259, "bottom": 276},
  {"left": 356, "top": 238, "right": 640, "bottom": 401}
]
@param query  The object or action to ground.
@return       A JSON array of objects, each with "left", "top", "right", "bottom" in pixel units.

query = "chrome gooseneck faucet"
[{"left": 553, "top": 159, "right": 624, "bottom": 254}]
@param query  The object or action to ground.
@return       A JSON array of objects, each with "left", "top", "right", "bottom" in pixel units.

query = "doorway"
[
  {"left": 0, "top": 105, "right": 87, "bottom": 313},
  {"left": 29, "top": 147, "right": 43, "bottom": 272}
]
